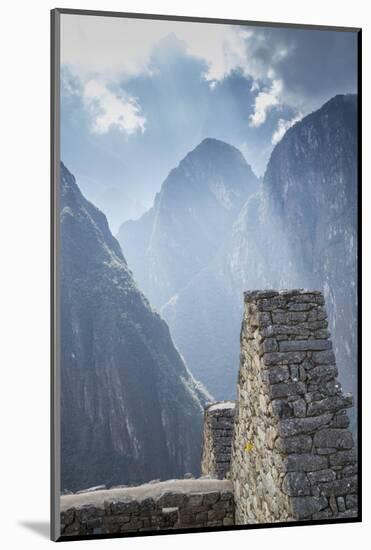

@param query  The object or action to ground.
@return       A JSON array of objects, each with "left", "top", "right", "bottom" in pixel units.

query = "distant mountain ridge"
[
  {"left": 118, "top": 95, "right": 358, "bottom": 409},
  {"left": 117, "top": 137, "right": 259, "bottom": 308},
  {"left": 60, "top": 162, "right": 211, "bottom": 491}
]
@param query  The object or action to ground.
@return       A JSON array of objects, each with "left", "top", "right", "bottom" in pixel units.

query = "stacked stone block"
[
  {"left": 230, "top": 289, "right": 358, "bottom": 524},
  {"left": 201, "top": 402, "right": 236, "bottom": 479},
  {"left": 60, "top": 480, "right": 235, "bottom": 536}
]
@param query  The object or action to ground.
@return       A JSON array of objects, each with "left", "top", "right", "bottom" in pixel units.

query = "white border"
[{"left": 1, "top": 1, "right": 368, "bottom": 548}]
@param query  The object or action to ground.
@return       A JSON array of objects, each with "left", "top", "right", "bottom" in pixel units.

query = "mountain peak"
[
  {"left": 174, "top": 137, "right": 256, "bottom": 187},
  {"left": 118, "top": 139, "right": 259, "bottom": 309},
  {"left": 266, "top": 93, "right": 357, "bottom": 171},
  {"left": 60, "top": 161, "right": 125, "bottom": 265},
  {"left": 321, "top": 93, "right": 357, "bottom": 110},
  {"left": 191, "top": 137, "right": 245, "bottom": 158}
]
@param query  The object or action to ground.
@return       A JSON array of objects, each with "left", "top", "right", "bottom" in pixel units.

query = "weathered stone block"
[
  {"left": 64, "top": 520, "right": 80, "bottom": 534},
  {"left": 312, "top": 508, "right": 333, "bottom": 520},
  {"left": 292, "top": 399, "right": 307, "bottom": 417},
  {"left": 264, "top": 351, "right": 306, "bottom": 366},
  {"left": 78, "top": 505, "right": 105, "bottom": 521},
  {"left": 284, "top": 454, "right": 328, "bottom": 472},
  {"left": 316, "top": 447, "right": 337, "bottom": 455},
  {"left": 314, "top": 329, "right": 331, "bottom": 339},
  {"left": 329, "top": 450, "right": 357, "bottom": 468},
  {"left": 61, "top": 509, "right": 75, "bottom": 526},
  {"left": 272, "top": 311, "right": 308, "bottom": 325},
  {"left": 291, "top": 496, "right": 328, "bottom": 518},
  {"left": 261, "top": 337, "right": 279, "bottom": 355},
  {"left": 270, "top": 381, "right": 306, "bottom": 399},
  {"left": 308, "top": 320, "right": 328, "bottom": 331},
  {"left": 279, "top": 339, "right": 331, "bottom": 352},
  {"left": 319, "top": 476, "right": 357, "bottom": 497},
  {"left": 194, "top": 511, "right": 207, "bottom": 523},
  {"left": 282, "top": 472, "right": 311, "bottom": 496},
  {"left": 345, "top": 494, "right": 358, "bottom": 509},
  {"left": 330, "top": 413, "right": 350, "bottom": 429},
  {"left": 207, "top": 508, "right": 226, "bottom": 521},
  {"left": 307, "top": 394, "right": 353, "bottom": 416},
  {"left": 307, "top": 365, "right": 338, "bottom": 381},
  {"left": 275, "top": 434, "right": 313, "bottom": 453},
  {"left": 313, "top": 429, "right": 353, "bottom": 450},
  {"left": 287, "top": 302, "right": 313, "bottom": 311},
  {"left": 220, "top": 490, "right": 234, "bottom": 501},
  {"left": 307, "top": 307, "right": 327, "bottom": 321},
  {"left": 111, "top": 499, "right": 138, "bottom": 515},
  {"left": 340, "top": 464, "right": 358, "bottom": 477},
  {"left": 307, "top": 469, "right": 336, "bottom": 484},
  {"left": 256, "top": 296, "right": 286, "bottom": 311},
  {"left": 158, "top": 492, "right": 187, "bottom": 508},
  {"left": 262, "top": 324, "right": 310, "bottom": 338},
  {"left": 312, "top": 350, "right": 336, "bottom": 364},
  {"left": 140, "top": 497, "right": 156, "bottom": 512},
  {"left": 86, "top": 518, "right": 103, "bottom": 530},
  {"left": 337, "top": 497, "right": 346, "bottom": 512},
  {"left": 335, "top": 510, "right": 358, "bottom": 519},
  {"left": 124, "top": 519, "right": 143, "bottom": 531},
  {"left": 266, "top": 365, "right": 290, "bottom": 384},
  {"left": 272, "top": 399, "right": 294, "bottom": 418},
  {"left": 278, "top": 414, "right": 333, "bottom": 437},
  {"left": 202, "top": 491, "right": 220, "bottom": 506},
  {"left": 187, "top": 494, "right": 204, "bottom": 507},
  {"left": 250, "top": 311, "right": 271, "bottom": 327}
]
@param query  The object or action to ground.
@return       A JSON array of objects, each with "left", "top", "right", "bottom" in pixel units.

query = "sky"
[{"left": 60, "top": 14, "right": 358, "bottom": 233}]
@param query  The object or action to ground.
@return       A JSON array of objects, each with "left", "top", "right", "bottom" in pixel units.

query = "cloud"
[
  {"left": 61, "top": 13, "right": 357, "bottom": 144},
  {"left": 61, "top": 15, "right": 159, "bottom": 78},
  {"left": 61, "top": 16, "right": 358, "bottom": 230},
  {"left": 181, "top": 26, "right": 252, "bottom": 82},
  {"left": 61, "top": 15, "right": 257, "bottom": 135},
  {"left": 271, "top": 113, "right": 303, "bottom": 145},
  {"left": 83, "top": 80, "right": 146, "bottom": 135},
  {"left": 249, "top": 79, "right": 283, "bottom": 127},
  {"left": 61, "top": 14, "right": 248, "bottom": 82},
  {"left": 61, "top": 14, "right": 282, "bottom": 86}
]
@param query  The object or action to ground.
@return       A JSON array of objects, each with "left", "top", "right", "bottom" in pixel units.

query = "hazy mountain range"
[
  {"left": 117, "top": 138, "right": 259, "bottom": 308},
  {"left": 118, "top": 94, "right": 358, "bottom": 414},
  {"left": 60, "top": 93, "right": 357, "bottom": 491}
]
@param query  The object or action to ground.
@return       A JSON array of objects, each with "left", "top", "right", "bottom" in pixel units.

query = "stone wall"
[
  {"left": 201, "top": 401, "right": 236, "bottom": 479},
  {"left": 230, "top": 289, "right": 358, "bottom": 524},
  {"left": 60, "top": 479, "right": 234, "bottom": 536},
  {"left": 60, "top": 288, "right": 358, "bottom": 537}
]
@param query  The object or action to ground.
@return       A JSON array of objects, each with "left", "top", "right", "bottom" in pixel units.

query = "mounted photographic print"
[{"left": 51, "top": 8, "right": 361, "bottom": 541}]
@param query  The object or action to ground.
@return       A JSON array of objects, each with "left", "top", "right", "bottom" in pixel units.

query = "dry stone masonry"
[
  {"left": 60, "top": 479, "right": 234, "bottom": 536},
  {"left": 201, "top": 402, "right": 236, "bottom": 479},
  {"left": 230, "top": 290, "right": 358, "bottom": 524},
  {"left": 60, "top": 289, "right": 358, "bottom": 537}
]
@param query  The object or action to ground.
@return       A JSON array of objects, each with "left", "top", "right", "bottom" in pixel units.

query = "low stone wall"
[
  {"left": 201, "top": 401, "right": 236, "bottom": 479},
  {"left": 230, "top": 289, "right": 358, "bottom": 524},
  {"left": 60, "top": 479, "right": 235, "bottom": 536}
]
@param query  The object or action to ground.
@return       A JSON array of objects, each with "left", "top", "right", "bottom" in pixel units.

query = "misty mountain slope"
[
  {"left": 117, "top": 137, "right": 259, "bottom": 308},
  {"left": 162, "top": 95, "right": 358, "bottom": 402},
  {"left": 160, "top": 255, "right": 241, "bottom": 399},
  {"left": 231, "top": 95, "right": 357, "bottom": 394},
  {"left": 60, "top": 162, "right": 211, "bottom": 492},
  {"left": 261, "top": 93, "right": 357, "bottom": 398}
]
